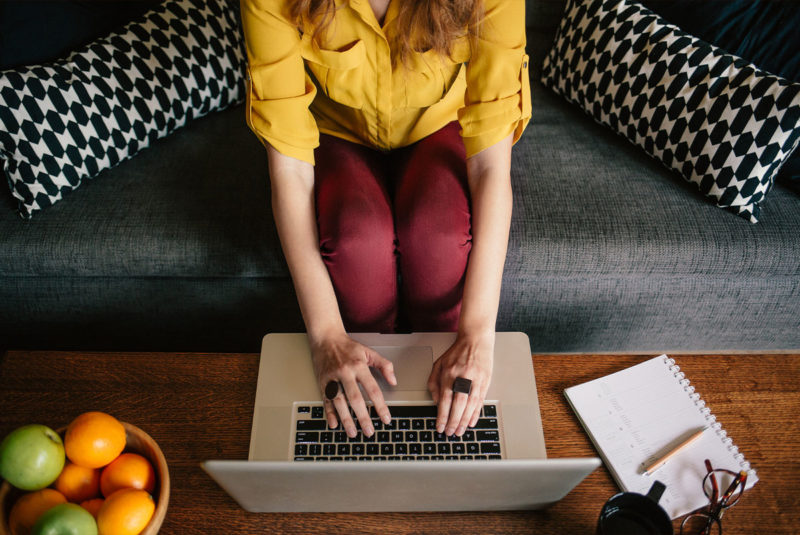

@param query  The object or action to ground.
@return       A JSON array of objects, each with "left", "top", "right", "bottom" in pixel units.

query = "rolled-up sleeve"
[
  {"left": 458, "top": 0, "right": 531, "bottom": 158},
  {"left": 240, "top": 0, "right": 318, "bottom": 164}
]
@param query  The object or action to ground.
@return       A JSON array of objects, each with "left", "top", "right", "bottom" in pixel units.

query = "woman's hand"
[
  {"left": 310, "top": 332, "right": 396, "bottom": 438},
  {"left": 427, "top": 331, "right": 494, "bottom": 436}
]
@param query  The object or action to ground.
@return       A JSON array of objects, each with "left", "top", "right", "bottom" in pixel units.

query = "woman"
[{"left": 240, "top": 0, "right": 530, "bottom": 439}]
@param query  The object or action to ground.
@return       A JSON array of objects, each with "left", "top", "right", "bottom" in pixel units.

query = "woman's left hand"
[{"left": 427, "top": 331, "right": 495, "bottom": 436}]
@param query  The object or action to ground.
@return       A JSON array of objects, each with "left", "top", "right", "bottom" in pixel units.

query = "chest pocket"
[
  {"left": 302, "top": 37, "right": 366, "bottom": 110},
  {"left": 403, "top": 39, "right": 470, "bottom": 108}
]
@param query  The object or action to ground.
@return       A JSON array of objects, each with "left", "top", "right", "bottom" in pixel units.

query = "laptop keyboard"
[{"left": 292, "top": 404, "right": 502, "bottom": 461}]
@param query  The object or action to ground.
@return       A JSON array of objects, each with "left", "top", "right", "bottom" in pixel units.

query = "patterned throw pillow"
[
  {"left": 541, "top": 0, "right": 800, "bottom": 222},
  {"left": 0, "top": 0, "right": 245, "bottom": 218}
]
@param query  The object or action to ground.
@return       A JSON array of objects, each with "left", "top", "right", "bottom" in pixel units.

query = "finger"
[
  {"left": 427, "top": 362, "right": 441, "bottom": 405},
  {"left": 332, "top": 390, "right": 356, "bottom": 437},
  {"left": 458, "top": 386, "right": 482, "bottom": 435},
  {"left": 436, "top": 384, "right": 453, "bottom": 434},
  {"left": 342, "top": 376, "right": 374, "bottom": 437},
  {"left": 324, "top": 397, "right": 339, "bottom": 429},
  {"left": 358, "top": 369, "right": 391, "bottom": 426},
  {"left": 469, "top": 382, "right": 490, "bottom": 428},
  {"left": 368, "top": 350, "right": 397, "bottom": 386},
  {"left": 447, "top": 386, "right": 469, "bottom": 436}
]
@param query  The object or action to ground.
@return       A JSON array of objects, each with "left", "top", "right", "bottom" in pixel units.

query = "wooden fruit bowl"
[{"left": 0, "top": 422, "right": 169, "bottom": 535}]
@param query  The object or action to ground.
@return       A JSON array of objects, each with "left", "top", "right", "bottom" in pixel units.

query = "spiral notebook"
[{"left": 564, "top": 355, "right": 758, "bottom": 519}]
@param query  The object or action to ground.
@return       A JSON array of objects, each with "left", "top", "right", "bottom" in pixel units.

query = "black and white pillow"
[
  {"left": 0, "top": 0, "right": 245, "bottom": 218},
  {"left": 541, "top": 0, "right": 800, "bottom": 222}
]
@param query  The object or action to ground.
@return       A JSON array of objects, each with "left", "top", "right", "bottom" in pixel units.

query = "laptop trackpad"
[{"left": 369, "top": 346, "right": 433, "bottom": 393}]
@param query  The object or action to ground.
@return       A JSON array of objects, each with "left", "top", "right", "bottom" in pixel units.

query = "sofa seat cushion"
[
  {"left": 505, "top": 81, "right": 800, "bottom": 279},
  {"left": 2, "top": 80, "right": 799, "bottom": 281},
  {"left": 0, "top": 104, "right": 287, "bottom": 279}
]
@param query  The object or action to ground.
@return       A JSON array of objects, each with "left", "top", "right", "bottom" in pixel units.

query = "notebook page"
[{"left": 564, "top": 355, "right": 757, "bottom": 519}]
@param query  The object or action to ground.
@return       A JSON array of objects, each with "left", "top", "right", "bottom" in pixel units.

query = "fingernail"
[
  {"left": 437, "top": 424, "right": 445, "bottom": 433},
  {"left": 382, "top": 414, "right": 391, "bottom": 425},
  {"left": 347, "top": 426, "right": 357, "bottom": 437},
  {"left": 364, "top": 425, "right": 374, "bottom": 436},
  {"left": 456, "top": 426, "right": 465, "bottom": 436}
]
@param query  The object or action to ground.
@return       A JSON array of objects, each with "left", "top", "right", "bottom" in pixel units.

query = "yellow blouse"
[{"left": 240, "top": 0, "right": 531, "bottom": 165}]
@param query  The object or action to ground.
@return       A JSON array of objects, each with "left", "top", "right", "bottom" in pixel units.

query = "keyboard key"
[
  {"left": 391, "top": 431, "right": 404, "bottom": 442},
  {"left": 466, "top": 443, "right": 480, "bottom": 454},
  {"left": 420, "top": 431, "right": 433, "bottom": 442},
  {"left": 352, "top": 444, "right": 365, "bottom": 455},
  {"left": 323, "top": 444, "right": 336, "bottom": 456},
  {"left": 462, "top": 430, "right": 475, "bottom": 441},
  {"left": 320, "top": 432, "right": 333, "bottom": 443},
  {"left": 309, "top": 444, "right": 322, "bottom": 456},
  {"left": 295, "top": 432, "right": 319, "bottom": 443},
  {"left": 474, "top": 418, "right": 498, "bottom": 429},
  {"left": 297, "top": 420, "right": 327, "bottom": 431},
  {"left": 423, "top": 443, "right": 436, "bottom": 455},
  {"left": 426, "top": 419, "right": 437, "bottom": 430},
  {"left": 377, "top": 432, "right": 390, "bottom": 443},
  {"left": 337, "top": 444, "right": 350, "bottom": 455},
  {"left": 312, "top": 406, "right": 324, "bottom": 419},
  {"left": 385, "top": 406, "right": 438, "bottom": 418},
  {"left": 438, "top": 443, "right": 451, "bottom": 454},
  {"left": 410, "top": 443, "right": 422, "bottom": 455},
  {"left": 405, "top": 431, "right": 418, "bottom": 442},
  {"left": 452, "top": 443, "right": 465, "bottom": 454},
  {"left": 381, "top": 444, "right": 393, "bottom": 455},
  {"left": 483, "top": 405, "right": 497, "bottom": 417},
  {"left": 398, "top": 419, "right": 411, "bottom": 430},
  {"left": 434, "top": 432, "right": 447, "bottom": 442},
  {"left": 294, "top": 456, "right": 314, "bottom": 461},
  {"left": 412, "top": 419, "right": 425, "bottom": 430},
  {"left": 489, "top": 455, "right": 502, "bottom": 460},
  {"left": 477, "top": 430, "right": 500, "bottom": 442},
  {"left": 367, "top": 444, "right": 379, "bottom": 455},
  {"left": 298, "top": 406, "right": 310, "bottom": 414},
  {"left": 396, "top": 444, "right": 408, "bottom": 455},
  {"left": 385, "top": 420, "right": 397, "bottom": 430},
  {"left": 295, "top": 444, "right": 308, "bottom": 455},
  {"left": 334, "top": 432, "right": 347, "bottom": 443},
  {"left": 446, "top": 455, "right": 458, "bottom": 460},
  {"left": 480, "top": 442, "right": 501, "bottom": 454}
]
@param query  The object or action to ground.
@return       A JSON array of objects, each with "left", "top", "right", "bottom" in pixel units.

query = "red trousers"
[{"left": 315, "top": 122, "right": 472, "bottom": 333}]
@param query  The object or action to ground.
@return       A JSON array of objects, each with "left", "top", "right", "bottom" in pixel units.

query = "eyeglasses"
[{"left": 679, "top": 459, "right": 748, "bottom": 535}]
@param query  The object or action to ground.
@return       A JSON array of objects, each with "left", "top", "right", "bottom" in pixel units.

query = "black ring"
[
  {"left": 324, "top": 380, "right": 341, "bottom": 400},
  {"left": 452, "top": 377, "right": 472, "bottom": 395}
]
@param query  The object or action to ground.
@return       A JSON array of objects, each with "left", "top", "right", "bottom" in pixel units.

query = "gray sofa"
[{"left": 2, "top": 0, "right": 799, "bottom": 353}]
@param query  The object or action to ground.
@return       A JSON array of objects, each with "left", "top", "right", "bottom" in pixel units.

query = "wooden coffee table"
[{"left": 1, "top": 350, "right": 798, "bottom": 534}]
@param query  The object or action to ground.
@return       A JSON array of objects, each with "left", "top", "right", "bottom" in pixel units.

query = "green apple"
[
  {"left": 31, "top": 503, "right": 98, "bottom": 535},
  {"left": 0, "top": 424, "right": 65, "bottom": 490}
]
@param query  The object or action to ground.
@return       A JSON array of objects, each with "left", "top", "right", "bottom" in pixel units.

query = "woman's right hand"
[{"left": 310, "top": 333, "right": 396, "bottom": 438}]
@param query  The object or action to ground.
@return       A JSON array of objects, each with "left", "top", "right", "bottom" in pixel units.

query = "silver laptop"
[{"left": 202, "top": 332, "right": 600, "bottom": 512}]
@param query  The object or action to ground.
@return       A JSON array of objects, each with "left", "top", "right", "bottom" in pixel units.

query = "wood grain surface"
[{"left": 1, "top": 350, "right": 797, "bottom": 534}]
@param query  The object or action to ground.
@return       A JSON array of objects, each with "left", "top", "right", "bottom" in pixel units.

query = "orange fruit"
[
  {"left": 80, "top": 497, "right": 105, "bottom": 519},
  {"left": 96, "top": 488, "right": 155, "bottom": 535},
  {"left": 65, "top": 412, "right": 126, "bottom": 468},
  {"left": 53, "top": 462, "right": 101, "bottom": 503},
  {"left": 100, "top": 453, "right": 156, "bottom": 497},
  {"left": 8, "top": 488, "right": 67, "bottom": 535}
]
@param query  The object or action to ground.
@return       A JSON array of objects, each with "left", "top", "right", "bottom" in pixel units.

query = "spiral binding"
[{"left": 662, "top": 356, "right": 756, "bottom": 479}]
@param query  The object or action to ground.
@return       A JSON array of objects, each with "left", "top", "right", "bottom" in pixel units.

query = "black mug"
[{"left": 596, "top": 480, "right": 673, "bottom": 535}]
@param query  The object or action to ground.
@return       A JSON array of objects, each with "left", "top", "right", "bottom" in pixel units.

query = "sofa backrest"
[{"left": 526, "top": 0, "right": 567, "bottom": 30}]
